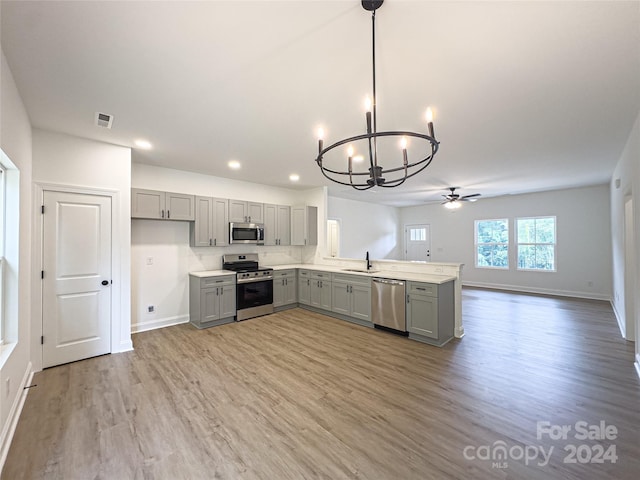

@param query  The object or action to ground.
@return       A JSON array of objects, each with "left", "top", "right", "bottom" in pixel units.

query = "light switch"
[{"left": 146, "top": 257, "right": 153, "bottom": 265}]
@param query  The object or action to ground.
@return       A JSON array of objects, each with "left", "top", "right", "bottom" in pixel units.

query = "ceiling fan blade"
[{"left": 462, "top": 193, "right": 481, "bottom": 199}]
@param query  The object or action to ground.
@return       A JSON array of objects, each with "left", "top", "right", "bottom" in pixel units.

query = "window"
[
  {"left": 0, "top": 164, "right": 4, "bottom": 345},
  {"left": 517, "top": 216, "right": 556, "bottom": 271},
  {"left": 475, "top": 219, "right": 509, "bottom": 268},
  {"left": 409, "top": 227, "right": 427, "bottom": 241},
  {"left": 0, "top": 148, "right": 17, "bottom": 351}
]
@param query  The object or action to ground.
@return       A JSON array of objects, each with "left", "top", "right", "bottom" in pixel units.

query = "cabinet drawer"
[
  {"left": 274, "top": 269, "right": 296, "bottom": 279},
  {"left": 408, "top": 281, "right": 438, "bottom": 297},
  {"left": 299, "top": 270, "right": 311, "bottom": 278},
  {"left": 200, "top": 276, "right": 235, "bottom": 288},
  {"left": 332, "top": 273, "right": 370, "bottom": 286},
  {"left": 311, "top": 271, "right": 331, "bottom": 280}
]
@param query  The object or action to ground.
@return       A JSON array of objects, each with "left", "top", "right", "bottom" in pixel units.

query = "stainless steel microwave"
[{"left": 229, "top": 222, "right": 265, "bottom": 245}]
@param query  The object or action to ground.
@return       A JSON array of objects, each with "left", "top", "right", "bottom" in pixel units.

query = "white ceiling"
[{"left": 2, "top": 1, "right": 639, "bottom": 207}]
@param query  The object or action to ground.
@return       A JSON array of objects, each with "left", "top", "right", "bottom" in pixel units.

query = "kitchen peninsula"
[{"left": 190, "top": 259, "right": 463, "bottom": 347}]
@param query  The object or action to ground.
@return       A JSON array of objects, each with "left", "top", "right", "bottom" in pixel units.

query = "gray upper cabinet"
[
  {"left": 291, "top": 206, "right": 318, "bottom": 246},
  {"left": 229, "top": 200, "right": 263, "bottom": 223},
  {"left": 264, "top": 204, "right": 291, "bottom": 246},
  {"left": 191, "top": 196, "right": 229, "bottom": 247},
  {"left": 132, "top": 188, "right": 195, "bottom": 221}
]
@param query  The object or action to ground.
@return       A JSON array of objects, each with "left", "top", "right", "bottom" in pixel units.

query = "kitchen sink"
[{"left": 342, "top": 268, "right": 380, "bottom": 274}]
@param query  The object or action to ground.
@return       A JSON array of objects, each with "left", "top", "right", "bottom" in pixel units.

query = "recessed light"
[
  {"left": 289, "top": 174, "right": 300, "bottom": 182},
  {"left": 228, "top": 160, "right": 241, "bottom": 170},
  {"left": 134, "top": 139, "right": 152, "bottom": 149}
]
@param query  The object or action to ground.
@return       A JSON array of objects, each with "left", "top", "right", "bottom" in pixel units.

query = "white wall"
[
  {"left": 0, "top": 50, "right": 33, "bottom": 468},
  {"left": 31, "top": 129, "right": 132, "bottom": 368},
  {"left": 610, "top": 112, "right": 640, "bottom": 357},
  {"left": 401, "top": 185, "right": 612, "bottom": 300},
  {"left": 328, "top": 196, "right": 402, "bottom": 260},
  {"left": 131, "top": 164, "right": 323, "bottom": 332}
]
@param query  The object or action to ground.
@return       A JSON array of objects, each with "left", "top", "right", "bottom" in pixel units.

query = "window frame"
[
  {"left": 474, "top": 218, "right": 509, "bottom": 269},
  {"left": 0, "top": 164, "right": 5, "bottom": 345},
  {"left": 516, "top": 216, "right": 557, "bottom": 272}
]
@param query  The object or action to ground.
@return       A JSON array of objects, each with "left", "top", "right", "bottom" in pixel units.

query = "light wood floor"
[{"left": 3, "top": 288, "right": 640, "bottom": 479}]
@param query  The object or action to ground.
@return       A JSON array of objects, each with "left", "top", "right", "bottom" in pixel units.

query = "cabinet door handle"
[
  {"left": 407, "top": 294, "right": 410, "bottom": 303},
  {"left": 167, "top": 210, "right": 170, "bottom": 219},
  {"left": 209, "top": 239, "right": 212, "bottom": 246},
  {"left": 161, "top": 209, "right": 165, "bottom": 218},
  {"left": 214, "top": 238, "right": 217, "bottom": 246}
]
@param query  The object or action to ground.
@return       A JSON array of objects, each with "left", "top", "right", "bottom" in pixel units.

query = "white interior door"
[
  {"left": 42, "top": 191, "right": 112, "bottom": 368},
  {"left": 405, "top": 224, "right": 431, "bottom": 261}
]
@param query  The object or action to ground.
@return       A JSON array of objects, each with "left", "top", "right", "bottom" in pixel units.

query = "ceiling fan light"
[{"left": 444, "top": 201, "right": 461, "bottom": 209}]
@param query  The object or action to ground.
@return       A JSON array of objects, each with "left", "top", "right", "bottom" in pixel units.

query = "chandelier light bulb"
[
  {"left": 347, "top": 145, "right": 354, "bottom": 158},
  {"left": 364, "top": 97, "right": 372, "bottom": 112},
  {"left": 400, "top": 137, "right": 408, "bottom": 150},
  {"left": 426, "top": 107, "right": 434, "bottom": 123},
  {"left": 317, "top": 127, "right": 324, "bottom": 140}
]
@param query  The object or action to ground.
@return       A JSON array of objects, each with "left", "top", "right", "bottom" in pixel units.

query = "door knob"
[{"left": 101, "top": 280, "right": 109, "bottom": 286}]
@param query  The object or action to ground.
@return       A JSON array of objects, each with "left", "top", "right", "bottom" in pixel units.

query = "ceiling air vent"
[{"left": 94, "top": 112, "right": 114, "bottom": 129}]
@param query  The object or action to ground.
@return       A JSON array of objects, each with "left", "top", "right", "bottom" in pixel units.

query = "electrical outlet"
[
  {"left": 435, "top": 267, "right": 443, "bottom": 273},
  {"left": 146, "top": 257, "right": 153, "bottom": 265},
  {"left": 147, "top": 305, "right": 155, "bottom": 313}
]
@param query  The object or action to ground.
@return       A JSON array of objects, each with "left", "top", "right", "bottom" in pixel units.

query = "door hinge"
[
  {"left": 41, "top": 205, "right": 45, "bottom": 214},
  {"left": 41, "top": 270, "right": 44, "bottom": 279},
  {"left": 41, "top": 336, "right": 44, "bottom": 345}
]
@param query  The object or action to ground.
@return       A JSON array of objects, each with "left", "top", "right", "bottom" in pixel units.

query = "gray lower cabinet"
[
  {"left": 406, "top": 280, "right": 454, "bottom": 346},
  {"left": 331, "top": 273, "right": 371, "bottom": 323},
  {"left": 273, "top": 269, "right": 297, "bottom": 309},
  {"left": 189, "top": 274, "right": 236, "bottom": 328},
  {"left": 298, "top": 270, "right": 311, "bottom": 305},
  {"left": 309, "top": 271, "right": 332, "bottom": 310},
  {"left": 298, "top": 270, "right": 332, "bottom": 310}
]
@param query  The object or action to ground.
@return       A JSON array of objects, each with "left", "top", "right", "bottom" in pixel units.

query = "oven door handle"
[{"left": 237, "top": 276, "right": 273, "bottom": 285}]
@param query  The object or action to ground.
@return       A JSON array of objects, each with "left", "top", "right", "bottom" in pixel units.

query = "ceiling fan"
[{"left": 441, "top": 187, "right": 481, "bottom": 209}]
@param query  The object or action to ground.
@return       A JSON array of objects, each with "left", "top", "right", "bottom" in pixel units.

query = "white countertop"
[
  {"left": 189, "top": 269, "right": 236, "bottom": 278},
  {"left": 271, "top": 264, "right": 456, "bottom": 284}
]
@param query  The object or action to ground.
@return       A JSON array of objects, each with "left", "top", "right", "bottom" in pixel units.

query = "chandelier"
[{"left": 315, "top": 0, "right": 440, "bottom": 190}]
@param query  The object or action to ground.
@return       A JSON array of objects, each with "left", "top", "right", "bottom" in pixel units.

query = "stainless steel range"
[{"left": 222, "top": 253, "right": 274, "bottom": 321}]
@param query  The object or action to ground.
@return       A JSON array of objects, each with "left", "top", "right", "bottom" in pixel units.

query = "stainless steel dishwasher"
[{"left": 372, "top": 277, "right": 407, "bottom": 333}]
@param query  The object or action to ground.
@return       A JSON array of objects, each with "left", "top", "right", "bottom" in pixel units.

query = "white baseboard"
[
  {"left": 114, "top": 339, "right": 134, "bottom": 353},
  {"left": 610, "top": 300, "right": 627, "bottom": 339},
  {"left": 0, "top": 362, "right": 33, "bottom": 474},
  {"left": 462, "top": 281, "right": 611, "bottom": 302},
  {"left": 455, "top": 326, "right": 465, "bottom": 338},
  {"left": 131, "top": 314, "right": 189, "bottom": 334}
]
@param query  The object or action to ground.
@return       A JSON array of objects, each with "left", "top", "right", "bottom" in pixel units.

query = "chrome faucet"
[{"left": 366, "top": 251, "right": 372, "bottom": 271}]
